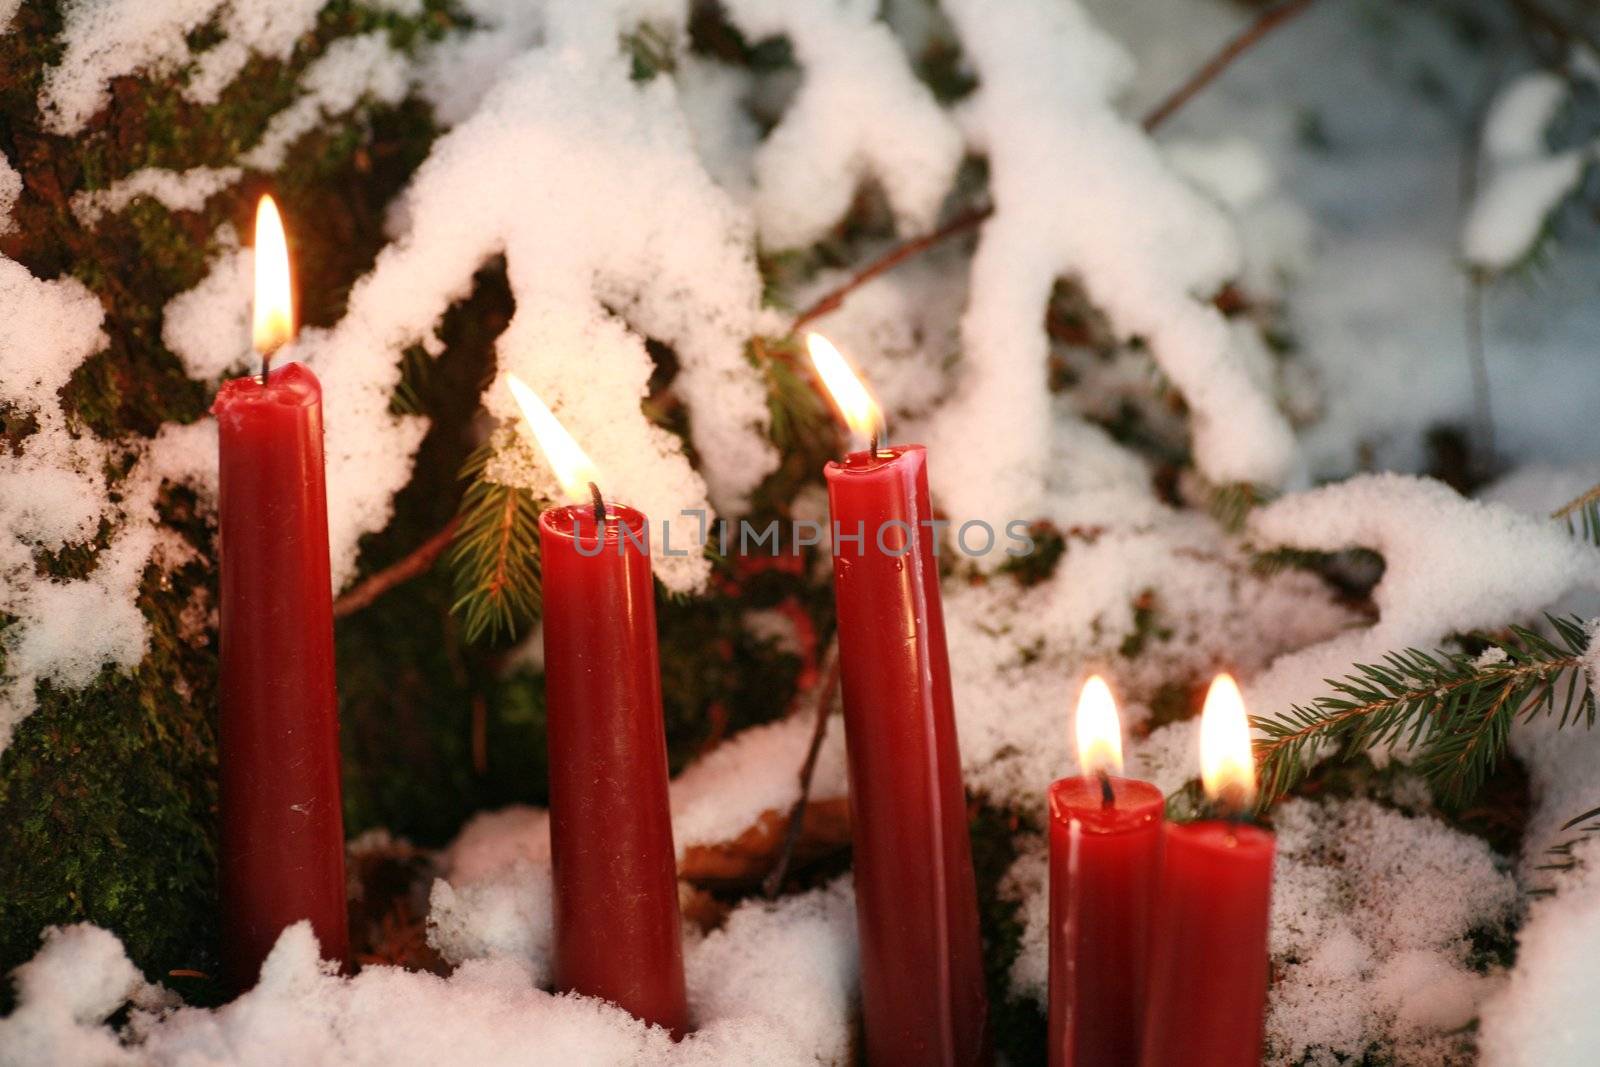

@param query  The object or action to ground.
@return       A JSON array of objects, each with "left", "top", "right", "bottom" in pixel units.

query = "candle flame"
[
  {"left": 1200, "top": 673, "right": 1257, "bottom": 810},
  {"left": 806, "top": 333, "right": 883, "bottom": 441},
  {"left": 252, "top": 195, "right": 294, "bottom": 354},
  {"left": 1074, "top": 674, "right": 1124, "bottom": 777},
  {"left": 506, "top": 374, "right": 601, "bottom": 503}
]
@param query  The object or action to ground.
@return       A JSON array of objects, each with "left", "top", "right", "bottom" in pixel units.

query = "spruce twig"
[
  {"left": 447, "top": 445, "right": 545, "bottom": 645},
  {"left": 1254, "top": 615, "right": 1596, "bottom": 805},
  {"left": 1553, "top": 483, "right": 1600, "bottom": 546}
]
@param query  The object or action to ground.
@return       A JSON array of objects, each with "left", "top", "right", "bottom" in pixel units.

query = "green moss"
[{"left": 0, "top": 552, "right": 219, "bottom": 1000}]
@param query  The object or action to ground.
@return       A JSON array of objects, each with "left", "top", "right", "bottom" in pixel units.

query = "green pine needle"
[
  {"left": 1208, "top": 481, "right": 1273, "bottom": 534},
  {"left": 447, "top": 445, "right": 545, "bottom": 645},
  {"left": 1254, "top": 615, "right": 1596, "bottom": 806},
  {"left": 1553, "top": 482, "right": 1600, "bottom": 547}
]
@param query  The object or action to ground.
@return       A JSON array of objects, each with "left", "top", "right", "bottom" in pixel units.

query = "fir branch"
[
  {"left": 1254, "top": 615, "right": 1596, "bottom": 805},
  {"left": 1209, "top": 481, "right": 1274, "bottom": 534},
  {"left": 447, "top": 445, "right": 545, "bottom": 645},
  {"left": 1554, "top": 482, "right": 1600, "bottom": 546}
]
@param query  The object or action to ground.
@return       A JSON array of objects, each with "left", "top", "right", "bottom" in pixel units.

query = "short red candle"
[
  {"left": 540, "top": 502, "right": 687, "bottom": 1035},
  {"left": 825, "top": 444, "right": 990, "bottom": 1067},
  {"left": 214, "top": 361, "right": 348, "bottom": 991},
  {"left": 1048, "top": 775, "right": 1163, "bottom": 1067},
  {"left": 1140, "top": 821, "right": 1275, "bottom": 1067}
]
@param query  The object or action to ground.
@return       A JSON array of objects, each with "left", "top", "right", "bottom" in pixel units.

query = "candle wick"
[
  {"left": 258, "top": 342, "right": 280, "bottom": 387},
  {"left": 1098, "top": 769, "right": 1115, "bottom": 809},
  {"left": 867, "top": 428, "right": 879, "bottom": 469},
  {"left": 588, "top": 481, "right": 607, "bottom": 524}
]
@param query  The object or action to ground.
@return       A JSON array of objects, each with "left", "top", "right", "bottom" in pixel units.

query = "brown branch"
[
  {"left": 1141, "top": 0, "right": 1319, "bottom": 133},
  {"left": 763, "top": 638, "right": 842, "bottom": 898},
  {"left": 790, "top": 208, "right": 993, "bottom": 334},
  {"left": 332, "top": 516, "right": 460, "bottom": 620},
  {"left": 787, "top": 0, "right": 1318, "bottom": 334}
]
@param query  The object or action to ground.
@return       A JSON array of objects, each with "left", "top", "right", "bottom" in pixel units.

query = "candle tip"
[
  {"left": 588, "top": 481, "right": 607, "bottom": 524},
  {"left": 1098, "top": 768, "right": 1115, "bottom": 809}
]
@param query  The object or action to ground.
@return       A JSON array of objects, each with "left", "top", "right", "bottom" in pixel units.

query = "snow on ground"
[
  {"left": 0, "top": 893, "right": 857, "bottom": 1067},
  {"left": 1008, "top": 794, "right": 1514, "bottom": 1067},
  {"left": 1478, "top": 837, "right": 1600, "bottom": 1067}
]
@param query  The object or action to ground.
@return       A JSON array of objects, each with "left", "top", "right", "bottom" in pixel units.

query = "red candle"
[
  {"left": 811, "top": 334, "right": 990, "bottom": 1067},
  {"left": 214, "top": 195, "right": 347, "bottom": 991},
  {"left": 1048, "top": 676, "right": 1163, "bottom": 1067},
  {"left": 1141, "top": 674, "right": 1275, "bottom": 1067},
  {"left": 510, "top": 375, "right": 687, "bottom": 1034}
]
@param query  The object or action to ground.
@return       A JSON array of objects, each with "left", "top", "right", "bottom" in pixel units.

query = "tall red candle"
[
  {"left": 541, "top": 502, "right": 687, "bottom": 1034},
  {"left": 1048, "top": 677, "right": 1163, "bottom": 1067},
  {"left": 1141, "top": 674, "right": 1275, "bottom": 1067},
  {"left": 823, "top": 445, "right": 989, "bottom": 1065},
  {"left": 809, "top": 335, "right": 987, "bottom": 1065},
  {"left": 509, "top": 374, "right": 686, "bottom": 1034},
  {"left": 215, "top": 197, "right": 347, "bottom": 992}
]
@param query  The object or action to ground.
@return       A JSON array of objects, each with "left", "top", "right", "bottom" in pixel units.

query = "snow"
[
  {"left": 0, "top": 924, "right": 164, "bottom": 1067},
  {"left": 303, "top": 11, "right": 777, "bottom": 592},
  {"left": 0, "top": 152, "right": 19, "bottom": 236},
  {"left": 161, "top": 229, "right": 254, "bottom": 382},
  {"left": 1483, "top": 71, "right": 1568, "bottom": 163},
  {"left": 241, "top": 33, "right": 411, "bottom": 171},
  {"left": 1244, "top": 473, "right": 1600, "bottom": 730},
  {"left": 39, "top": 0, "right": 323, "bottom": 134},
  {"left": 4, "top": 874, "right": 856, "bottom": 1067},
  {"left": 71, "top": 165, "right": 242, "bottom": 225},
  {"left": 1463, "top": 151, "right": 1590, "bottom": 271},
  {"left": 924, "top": 0, "right": 1296, "bottom": 540},
  {"left": 718, "top": 0, "right": 963, "bottom": 250},
  {"left": 1478, "top": 838, "right": 1600, "bottom": 1067}
]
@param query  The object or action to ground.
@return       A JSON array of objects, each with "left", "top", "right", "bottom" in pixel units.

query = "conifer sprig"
[
  {"left": 1554, "top": 481, "right": 1600, "bottom": 546},
  {"left": 447, "top": 445, "right": 545, "bottom": 645},
  {"left": 1253, "top": 615, "right": 1596, "bottom": 805}
]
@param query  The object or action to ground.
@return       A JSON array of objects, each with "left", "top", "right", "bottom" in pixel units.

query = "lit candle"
[
  {"left": 1140, "top": 674, "right": 1274, "bottom": 1067},
  {"left": 810, "top": 334, "right": 990, "bottom": 1066},
  {"left": 510, "top": 374, "right": 687, "bottom": 1035},
  {"left": 1048, "top": 676, "right": 1164, "bottom": 1067},
  {"left": 214, "top": 195, "right": 348, "bottom": 991}
]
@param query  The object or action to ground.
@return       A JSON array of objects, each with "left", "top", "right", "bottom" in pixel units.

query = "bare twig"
[
  {"left": 1141, "top": 0, "right": 1319, "bottom": 132},
  {"left": 332, "top": 516, "right": 460, "bottom": 620},
  {"left": 1460, "top": 59, "right": 1503, "bottom": 467},
  {"left": 1507, "top": 0, "right": 1600, "bottom": 60},
  {"left": 787, "top": 0, "right": 1319, "bottom": 334},
  {"left": 763, "top": 638, "right": 842, "bottom": 898},
  {"left": 790, "top": 208, "right": 993, "bottom": 334}
]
